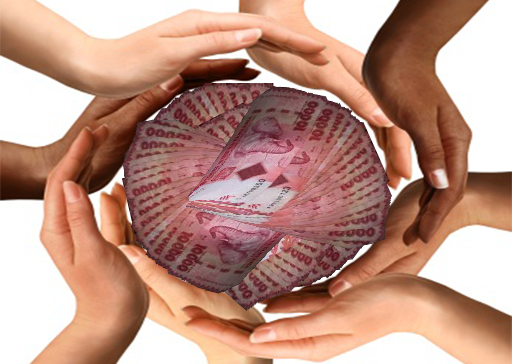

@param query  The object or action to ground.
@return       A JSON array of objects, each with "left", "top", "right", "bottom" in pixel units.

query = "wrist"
[
  {"left": 240, "top": 0, "right": 305, "bottom": 20},
  {"left": 72, "top": 310, "right": 144, "bottom": 343},
  {"left": 207, "top": 353, "right": 271, "bottom": 364}
]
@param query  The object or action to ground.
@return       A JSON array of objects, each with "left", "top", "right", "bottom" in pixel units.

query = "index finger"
[
  {"left": 161, "top": 11, "right": 326, "bottom": 55},
  {"left": 184, "top": 310, "right": 347, "bottom": 360}
]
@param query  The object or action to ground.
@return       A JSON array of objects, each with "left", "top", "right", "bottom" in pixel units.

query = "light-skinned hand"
[
  {"left": 34, "top": 128, "right": 149, "bottom": 364},
  {"left": 100, "top": 184, "right": 271, "bottom": 364},
  {"left": 183, "top": 274, "right": 511, "bottom": 364},
  {"left": 262, "top": 177, "right": 472, "bottom": 313},
  {"left": 239, "top": 0, "right": 412, "bottom": 188},
  {"left": 182, "top": 274, "right": 440, "bottom": 361},
  {"left": 1, "top": 1, "right": 327, "bottom": 97}
]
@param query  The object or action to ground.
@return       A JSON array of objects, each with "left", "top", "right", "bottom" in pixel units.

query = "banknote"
[{"left": 123, "top": 84, "right": 390, "bottom": 308}]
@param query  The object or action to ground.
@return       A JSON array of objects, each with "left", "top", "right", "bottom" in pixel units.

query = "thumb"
[
  {"left": 63, "top": 181, "right": 104, "bottom": 253},
  {"left": 408, "top": 123, "right": 449, "bottom": 190},
  {"left": 179, "top": 28, "right": 262, "bottom": 61}
]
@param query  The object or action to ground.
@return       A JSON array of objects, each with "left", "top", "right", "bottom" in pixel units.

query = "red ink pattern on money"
[{"left": 124, "top": 84, "right": 390, "bottom": 309}]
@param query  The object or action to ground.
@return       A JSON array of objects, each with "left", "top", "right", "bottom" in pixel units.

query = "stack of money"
[{"left": 123, "top": 84, "right": 390, "bottom": 309}]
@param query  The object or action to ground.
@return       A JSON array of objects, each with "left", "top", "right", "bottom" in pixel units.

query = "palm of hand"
[
  {"left": 263, "top": 178, "right": 471, "bottom": 314},
  {"left": 100, "top": 185, "right": 264, "bottom": 358}
]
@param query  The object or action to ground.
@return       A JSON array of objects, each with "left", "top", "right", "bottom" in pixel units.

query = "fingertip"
[
  {"left": 328, "top": 279, "right": 352, "bottom": 297},
  {"left": 63, "top": 181, "right": 82, "bottom": 204},
  {"left": 119, "top": 244, "right": 145, "bottom": 264},
  {"left": 371, "top": 108, "right": 394, "bottom": 128},
  {"left": 429, "top": 169, "right": 449, "bottom": 189}
]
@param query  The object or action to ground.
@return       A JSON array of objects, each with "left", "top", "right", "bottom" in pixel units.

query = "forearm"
[
  {"left": 420, "top": 281, "right": 511, "bottom": 364},
  {"left": 0, "top": 0, "right": 96, "bottom": 92},
  {"left": 32, "top": 320, "right": 140, "bottom": 364},
  {"left": 0, "top": 141, "right": 48, "bottom": 199},
  {"left": 239, "top": 0, "right": 305, "bottom": 19},
  {"left": 367, "top": 0, "right": 488, "bottom": 59},
  {"left": 465, "top": 173, "right": 512, "bottom": 231}
]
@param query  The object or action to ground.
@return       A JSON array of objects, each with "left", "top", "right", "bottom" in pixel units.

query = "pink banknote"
[{"left": 124, "top": 83, "right": 390, "bottom": 308}]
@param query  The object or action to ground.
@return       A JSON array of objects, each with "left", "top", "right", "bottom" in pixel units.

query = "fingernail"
[
  {"left": 371, "top": 108, "right": 394, "bottom": 128},
  {"left": 430, "top": 169, "right": 449, "bottom": 189},
  {"left": 236, "top": 28, "right": 262, "bottom": 43},
  {"left": 63, "top": 181, "right": 81, "bottom": 203},
  {"left": 329, "top": 279, "right": 352, "bottom": 296},
  {"left": 250, "top": 328, "right": 276, "bottom": 344},
  {"left": 119, "top": 245, "right": 143, "bottom": 264},
  {"left": 159, "top": 76, "right": 183, "bottom": 93}
]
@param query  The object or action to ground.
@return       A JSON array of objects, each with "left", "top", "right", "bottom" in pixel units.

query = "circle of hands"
[
  {"left": 32, "top": 4, "right": 490, "bottom": 363},
  {"left": 40, "top": 124, "right": 480, "bottom": 362}
]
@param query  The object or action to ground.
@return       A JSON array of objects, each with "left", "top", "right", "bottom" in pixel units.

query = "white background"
[{"left": 1, "top": 0, "right": 511, "bottom": 363}]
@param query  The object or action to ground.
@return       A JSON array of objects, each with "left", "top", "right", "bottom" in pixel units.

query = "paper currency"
[{"left": 124, "top": 83, "right": 390, "bottom": 308}]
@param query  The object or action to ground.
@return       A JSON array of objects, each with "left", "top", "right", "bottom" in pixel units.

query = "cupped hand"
[
  {"left": 239, "top": 0, "right": 412, "bottom": 187},
  {"left": 364, "top": 48, "right": 472, "bottom": 243},
  {"left": 39, "top": 127, "right": 148, "bottom": 333},
  {"left": 100, "top": 184, "right": 269, "bottom": 363},
  {"left": 82, "top": 10, "right": 327, "bottom": 97},
  {"left": 184, "top": 273, "right": 436, "bottom": 361},
  {"left": 263, "top": 177, "right": 474, "bottom": 314},
  {"left": 38, "top": 58, "right": 259, "bottom": 196}
]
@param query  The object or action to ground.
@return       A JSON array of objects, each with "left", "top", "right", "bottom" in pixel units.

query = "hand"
[
  {"left": 262, "top": 177, "right": 474, "bottom": 313},
  {"left": 39, "top": 127, "right": 148, "bottom": 336},
  {"left": 239, "top": 0, "right": 412, "bottom": 187},
  {"left": 41, "top": 58, "right": 259, "bottom": 194},
  {"left": 183, "top": 274, "right": 437, "bottom": 361},
  {"left": 81, "top": 10, "right": 327, "bottom": 97},
  {"left": 184, "top": 273, "right": 511, "bottom": 364},
  {"left": 100, "top": 184, "right": 270, "bottom": 364}
]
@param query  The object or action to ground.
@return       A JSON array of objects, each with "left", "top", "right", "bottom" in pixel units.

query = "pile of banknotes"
[{"left": 123, "top": 84, "right": 390, "bottom": 309}]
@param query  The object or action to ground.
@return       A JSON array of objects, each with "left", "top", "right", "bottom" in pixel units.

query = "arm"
[
  {"left": 34, "top": 127, "right": 149, "bottom": 363},
  {"left": 364, "top": 0, "right": 489, "bottom": 243},
  {"left": 262, "top": 172, "right": 512, "bottom": 313},
  {"left": 100, "top": 184, "right": 271, "bottom": 364},
  {"left": 240, "top": 0, "right": 413, "bottom": 188},
  {"left": 1, "top": 3, "right": 326, "bottom": 97},
  {"left": 32, "top": 322, "right": 139, "bottom": 364},
  {"left": 0, "top": 59, "right": 259, "bottom": 200},
  {"left": 184, "top": 274, "right": 512, "bottom": 364}
]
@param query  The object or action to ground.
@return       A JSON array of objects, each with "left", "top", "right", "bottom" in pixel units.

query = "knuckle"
[
  {"left": 287, "top": 324, "right": 307, "bottom": 340},
  {"left": 421, "top": 143, "right": 445, "bottom": 161},
  {"left": 138, "top": 262, "right": 161, "bottom": 285},
  {"left": 351, "top": 87, "right": 374, "bottom": 108},
  {"left": 352, "top": 264, "right": 378, "bottom": 281},
  {"left": 67, "top": 210, "right": 85, "bottom": 228},
  {"left": 182, "top": 9, "right": 201, "bottom": 17},
  {"left": 136, "top": 91, "right": 157, "bottom": 108},
  {"left": 39, "top": 229, "right": 48, "bottom": 242},
  {"left": 207, "top": 32, "right": 227, "bottom": 49}
]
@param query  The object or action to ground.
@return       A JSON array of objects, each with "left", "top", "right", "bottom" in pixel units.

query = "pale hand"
[
  {"left": 100, "top": 184, "right": 270, "bottom": 364},
  {"left": 239, "top": 0, "right": 412, "bottom": 188}
]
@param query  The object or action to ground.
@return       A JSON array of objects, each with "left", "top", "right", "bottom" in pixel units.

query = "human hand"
[
  {"left": 100, "top": 184, "right": 270, "bottom": 364},
  {"left": 363, "top": 18, "right": 471, "bottom": 243},
  {"left": 35, "top": 59, "right": 258, "bottom": 198},
  {"left": 39, "top": 127, "right": 148, "bottom": 338},
  {"left": 183, "top": 274, "right": 439, "bottom": 361},
  {"left": 185, "top": 272, "right": 511, "bottom": 364},
  {"left": 79, "top": 10, "right": 326, "bottom": 97},
  {"left": 239, "top": 0, "right": 412, "bottom": 188},
  {"left": 262, "top": 177, "right": 475, "bottom": 313}
]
